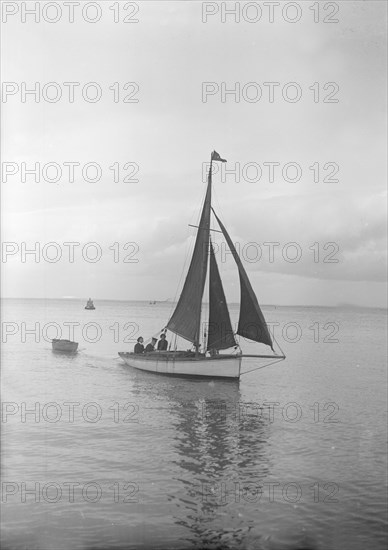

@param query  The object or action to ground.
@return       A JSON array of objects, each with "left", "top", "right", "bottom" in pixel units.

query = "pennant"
[{"left": 211, "top": 151, "right": 227, "bottom": 162}]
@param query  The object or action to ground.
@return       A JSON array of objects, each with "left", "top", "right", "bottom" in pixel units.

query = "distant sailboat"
[
  {"left": 119, "top": 151, "right": 285, "bottom": 379},
  {"left": 85, "top": 298, "right": 95, "bottom": 310}
]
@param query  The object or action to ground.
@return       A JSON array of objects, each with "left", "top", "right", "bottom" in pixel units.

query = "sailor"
[
  {"left": 145, "top": 337, "right": 157, "bottom": 352},
  {"left": 157, "top": 333, "right": 168, "bottom": 351},
  {"left": 134, "top": 337, "right": 144, "bottom": 354}
]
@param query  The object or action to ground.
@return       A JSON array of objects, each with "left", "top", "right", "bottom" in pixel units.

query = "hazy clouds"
[{"left": 2, "top": 1, "right": 387, "bottom": 306}]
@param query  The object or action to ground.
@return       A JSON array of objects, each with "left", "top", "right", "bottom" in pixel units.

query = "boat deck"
[{"left": 118, "top": 351, "right": 240, "bottom": 362}]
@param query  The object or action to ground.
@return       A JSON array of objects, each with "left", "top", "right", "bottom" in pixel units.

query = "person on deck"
[
  {"left": 145, "top": 337, "right": 157, "bottom": 352},
  {"left": 157, "top": 333, "right": 168, "bottom": 351},
  {"left": 134, "top": 337, "right": 144, "bottom": 354}
]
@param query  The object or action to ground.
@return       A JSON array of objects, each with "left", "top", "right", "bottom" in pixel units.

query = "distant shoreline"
[{"left": 1, "top": 297, "right": 386, "bottom": 311}]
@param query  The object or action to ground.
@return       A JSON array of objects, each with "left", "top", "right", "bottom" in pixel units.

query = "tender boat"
[
  {"left": 52, "top": 339, "right": 78, "bottom": 353},
  {"left": 85, "top": 298, "right": 95, "bottom": 310},
  {"left": 119, "top": 151, "right": 285, "bottom": 379}
]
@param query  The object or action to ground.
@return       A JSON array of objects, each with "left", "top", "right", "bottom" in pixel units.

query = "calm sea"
[{"left": 1, "top": 299, "right": 387, "bottom": 550}]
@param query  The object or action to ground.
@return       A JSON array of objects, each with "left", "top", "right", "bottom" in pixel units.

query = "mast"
[
  {"left": 166, "top": 155, "right": 212, "bottom": 348},
  {"left": 194, "top": 155, "right": 212, "bottom": 354},
  {"left": 166, "top": 151, "right": 228, "bottom": 353}
]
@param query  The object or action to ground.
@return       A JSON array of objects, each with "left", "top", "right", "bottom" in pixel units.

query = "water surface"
[{"left": 1, "top": 299, "right": 387, "bottom": 549}]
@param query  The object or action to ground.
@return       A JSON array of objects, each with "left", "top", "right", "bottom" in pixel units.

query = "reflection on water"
[{"left": 133, "top": 376, "right": 273, "bottom": 548}]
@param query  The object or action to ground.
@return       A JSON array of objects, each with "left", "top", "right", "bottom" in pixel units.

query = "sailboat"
[
  {"left": 85, "top": 298, "right": 95, "bottom": 310},
  {"left": 119, "top": 151, "right": 285, "bottom": 379}
]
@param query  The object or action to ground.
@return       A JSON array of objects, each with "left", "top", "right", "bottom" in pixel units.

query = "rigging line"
[
  {"left": 240, "top": 357, "right": 286, "bottom": 376},
  {"left": 210, "top": 195, "right": 241, "bottom": 262},
  {"left": 211, "top": 179, "right": 230, "bottom": 231},
  {"left": 271, "top": 329, "right": 286, "bottom": 357},
  {"left": 188, "top": 224, "right": 223, "bottom": 233}
]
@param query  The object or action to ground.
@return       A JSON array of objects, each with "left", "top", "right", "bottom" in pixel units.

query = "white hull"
[{"left": 118, "top": 352, "right": 242, "bottom": 379}]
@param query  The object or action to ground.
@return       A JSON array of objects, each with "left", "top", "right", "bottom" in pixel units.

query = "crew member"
[
  {"left": 134, "top": 337, "right": 144, "bottom": 354},
  {"left": 157, "top": 333, "right": 168, "bottom": 351},
  {"left": 145, "top": 337, "right": 157, "bottom": 352}
]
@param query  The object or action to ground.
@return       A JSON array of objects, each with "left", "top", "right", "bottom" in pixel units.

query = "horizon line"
[{"left": 1, "top": 297, "right": 386, "bottom": 310}]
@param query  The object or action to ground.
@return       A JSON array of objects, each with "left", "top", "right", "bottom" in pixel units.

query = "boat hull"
[
  {"left": 52, "top": 339, "right": 78, "bottom": 353},
  {"left": 84, "top": 306, "right": 95, "bottom": 310},
  {"left": 118, "top": 352, "right": 242, "bottom": 379}
]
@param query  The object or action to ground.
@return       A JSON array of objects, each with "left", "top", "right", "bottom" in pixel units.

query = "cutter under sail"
[{"left": 119, "top": 151, "right": 285, "bottom": 379}]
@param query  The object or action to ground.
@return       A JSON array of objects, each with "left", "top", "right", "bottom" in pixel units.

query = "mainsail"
[
  {"left": 212, "top": 210, "right": 274, "bottom": 350},
  {"left": 207, "top": 241, "right": 237, "bottom": 351},
  {"left": 166, "top": 170, "right": 211, "bottom": 346}
]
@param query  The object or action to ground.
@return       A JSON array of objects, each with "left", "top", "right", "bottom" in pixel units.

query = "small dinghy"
[{"left": 52, "top": 339, "right": 78, "bottom": 353}]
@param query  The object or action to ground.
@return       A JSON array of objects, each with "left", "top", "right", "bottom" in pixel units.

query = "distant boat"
[
  {"left": 52, "top": 339, "right": 78, "bottom": 353},
  {"left": 119, "top": 151, "right": 285, "bottom": 379},
  {"left": 149, "top": 300, "right": 157, "bottom": 305},
  {"left": 85, "top": 298, "right": 95, "bottom": 310}
]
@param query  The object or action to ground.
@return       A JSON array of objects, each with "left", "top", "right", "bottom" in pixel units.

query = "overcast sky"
[{"left": 1, "top": 0, "right": 387, "bottom": 306}]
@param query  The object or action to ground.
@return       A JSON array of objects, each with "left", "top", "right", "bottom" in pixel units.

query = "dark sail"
[
  {"left": 166, "top": 176, "right": 212, "bottom": 345},
  {"left": 212, "top": 210, "right": 273, "bottom": 350},
  {"left": 207, "top": 241, "right": 237, "bottom": 351}
]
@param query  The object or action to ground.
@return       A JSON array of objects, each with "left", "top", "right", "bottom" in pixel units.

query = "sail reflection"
[{"left": 142, "top": 376, "right": 272, "bottom": 546}]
